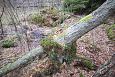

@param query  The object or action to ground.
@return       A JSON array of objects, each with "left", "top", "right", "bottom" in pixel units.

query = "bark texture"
[
  {"left": 0, "top": 0, "right": 5, "bottom": 40},
  {"left": 93, "top": 54, "right": 115, "bottom": 77},
  {"left": 53, "top": 0, "right": 115, "bottom": 45},
  {"left": 0, "top": 46, "right": 43, "bottom": 76}
]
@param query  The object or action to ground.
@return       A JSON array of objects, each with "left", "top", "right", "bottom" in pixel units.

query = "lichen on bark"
[{"left": 79, "top": 14, "right": 93, "bottom": 23}]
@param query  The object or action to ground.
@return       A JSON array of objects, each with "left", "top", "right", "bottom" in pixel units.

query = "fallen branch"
[{"left": 0, "top": 46, "right": 43, "bottom": 76}]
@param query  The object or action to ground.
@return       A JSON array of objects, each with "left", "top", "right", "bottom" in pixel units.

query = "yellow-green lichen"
[{"left": 79, "top": 14, "right": 93, "bottom": 23}]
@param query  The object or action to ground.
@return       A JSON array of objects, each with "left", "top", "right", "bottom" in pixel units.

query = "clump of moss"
[
  {"left": 29, "top": 7, "right": 69, "bottom": 27},
  {"left": 75, "top": 56, "right": 96, "bottom": 70},
  {"left": 40, "top": 38, "right": 61, "bottom": 50},
  {"left": 83, "top": 59, "right": 94, "bottom": 70},
  {"left": 79, "top": 14, "right": 93, "bottom": 23},
  {"left": 79, "top": 72, "right": 84, "bottom": 77},
  {"left": 47, "top": 7, "right": 58, "bottom": 16},
  {"left": 1, "top": 39, "right": 16, "bottom": 48},
  {"left": 106, "top": 24, "right": 115, "bottom": 41},
  {"left": 30, "top": 14, "right": 44, "bottom": 25},
  {"left": 41, "top": 38, "right": 62, "bottom": 64},
  {"left": 40, "top": 38, "right": 77, "bottom": 64}
]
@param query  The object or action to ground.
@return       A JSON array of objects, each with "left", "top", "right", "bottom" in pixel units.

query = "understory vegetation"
[
  {"left": 106, "top": 24, "right": 115, "bottom": 42},
  {"left": 63, "top": 0, "right": 106, "bottom": 14},
  {"left": 29, "top": 7, "right": 70, "bottom": 27},
  {"left": 40, "top": 38, "right": 96, "bottom": 70},
  {"left": 1, "top": 39, "right": 16, "bottom": 48}
]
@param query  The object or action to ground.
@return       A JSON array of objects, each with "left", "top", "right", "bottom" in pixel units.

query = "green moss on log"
[
  {"left": 79, "top": 14, "right": 93, "bottom": 23},
  {"left": 40, "top": 38, "right": 61, "bottom": 50},
  {"left": 40, "top": 38, "right": 77, "bottom": 64}
]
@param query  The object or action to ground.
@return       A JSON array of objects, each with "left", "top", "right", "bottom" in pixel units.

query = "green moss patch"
[
  {"left": 40, "top": 38, "right": 77, "bottom": 64},
  {"left": 1, "top": 39, "right": 16, "bottom": 48},
  {"left": 79, "top": 72, "right": 84, "bottom": 77},
  {"left": 40, "top": 38, "right": 61, "bottom": 50},
  {"left": 30, "top": 14, "right": 44, "bottom": 25},
  {"left": 75, "top": 56, "right": 96, "bottom": 70},
  {"left": 106, "top": 24, "right": 115, "bottom": 41},
  {"left": 82, "top": 59, "right": 94, "bottom": 70}
]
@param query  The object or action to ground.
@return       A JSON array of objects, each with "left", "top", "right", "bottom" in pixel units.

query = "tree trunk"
[
  {"left": 93, "top": 54, "right": 115, "bottom": 77},
  {"left": 0, "top": 46, "right": 43, "bottom": 77},
  {"left": 53, "top": 0, "right": 115, "bottom": 46},
  {"left": 0, "top": 0, "right": 115, "bottom": 76},
  {"left": 0, "top": 1, "right": 5, "bottom": 40}
]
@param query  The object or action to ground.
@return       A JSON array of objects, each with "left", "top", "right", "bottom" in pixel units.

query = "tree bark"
[
  {"left": 0, "top": 0, "right": 5, "bottom": 40},
  {"left": 53, "top": 0, "right": 115, "bottom": 46},
  {"left": 93, "top": 53, "right": 115, "bottom": 77},
  {"left": 0, "top": 46, "right": 43, "bottom": 77},
  {"left": 0, "top": 0, "right": 115, "bottom": 76}
]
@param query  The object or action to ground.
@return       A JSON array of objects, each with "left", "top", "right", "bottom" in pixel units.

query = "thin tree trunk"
[{"left": 0, "top": 2, "right": 5, "bottom": 40}]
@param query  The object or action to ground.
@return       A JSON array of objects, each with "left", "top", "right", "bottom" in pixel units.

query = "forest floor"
[{"left": 0, "top": 15, "right": 115, "bottom": 77}]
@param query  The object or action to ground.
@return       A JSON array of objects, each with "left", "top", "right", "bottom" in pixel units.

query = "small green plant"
[
  {"left": 49, "top": 49, "right": 58, "bottom": 61},
  {"left": 79, "top": 72, "right": 84, "bottom": 77},
  {"left": 1, "top": 39, "right": 16, "bottom": 48},
  {"left": 61, "top": 43, "right": 77, "bottom": 64},
  {"left": 48, "top": 7, "right": 58, "bottom": 16},
  {"left": 83, "top": 59, "right": 94, "bottom": 70},
  {"left": 30, "top": 14, "right": 44, "bottom": 24},
  {"left": 107, "top": 24, "right": 115, "bottom": 41}
]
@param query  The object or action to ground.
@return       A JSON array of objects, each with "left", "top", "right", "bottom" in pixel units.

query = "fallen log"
[
  {"left": 0, "top": 46, "right": 43, "bottom": 76},
  {"left": 53, "top": 0, "right": 115, "bottom": 46}
]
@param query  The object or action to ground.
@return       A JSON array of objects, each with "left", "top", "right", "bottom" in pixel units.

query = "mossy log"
[
  {"left": 53, "top": 0, "right": 115, "bottom": 46},
  {"left": 0, "top": 0, "right": 115, "bottom": 76}
]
